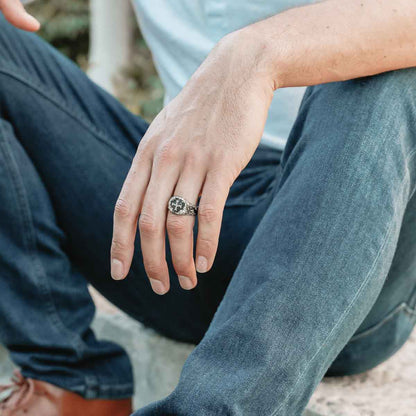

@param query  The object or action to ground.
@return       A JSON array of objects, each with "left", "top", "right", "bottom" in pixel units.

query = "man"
[{"left": 0, "top": 0, "right": 415, "bottom": 415}]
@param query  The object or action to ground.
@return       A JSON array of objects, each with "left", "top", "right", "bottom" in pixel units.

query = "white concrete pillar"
[{"left": 88, "top": 0, "right": 134, "bottom": 94}]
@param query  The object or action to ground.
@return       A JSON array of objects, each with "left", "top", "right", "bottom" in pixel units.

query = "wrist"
[
  {"left": 224, "top": 26, "right": 283, "bottom": 91},
  {"left": 211, "top": 28, "right": 280, "bottom": 93}
]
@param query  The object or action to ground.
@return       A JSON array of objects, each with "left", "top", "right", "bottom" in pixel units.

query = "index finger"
[{"left": 111, "top": 156, "right": 152, "bottom": 280}]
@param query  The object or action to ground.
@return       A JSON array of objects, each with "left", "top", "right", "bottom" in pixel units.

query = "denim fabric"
[
  {"left": 0, "top": 16, "right": 416, "bottom": 416},
  {"left": 135, "top": 73, "right": 416, "bottom": 415}
]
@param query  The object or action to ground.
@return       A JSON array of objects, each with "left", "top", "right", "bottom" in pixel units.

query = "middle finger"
[{"left": 139, "top": 161, "right": 179, "bottom": 295}]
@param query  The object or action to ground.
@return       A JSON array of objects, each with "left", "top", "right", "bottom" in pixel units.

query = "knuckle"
[
  {"left": 135, "top": 140, "right": 152, "bottom": 159},
  {"left": 198, "top": 203, "right": 219, "bottom": 223},
  {"left": 174, "top": 263, "right": 191, "bottom": 276},
  {"left": 111, "top": 239, "right": 129, "bottom": 257},
  {"left": 114, "top": 198, "right": 132, "bottom": 219},
  {"left": 166, "top": 217, "right": 189, "bottom": 237},
  {"left": 156, "top": 142, "right": 176, "bottom": 165},
  {"left": 197, "top": 235, "right": 216, "bottom": 253},
  {"left": 183, "top": 149, "right": 203, "bottom": 169},
  {"left": 208, "top": 168, "right": 234, "bottom": 189},
  {"left": 144, "top": 262, "right": 165, "bottom": 279},
  {"left": 138, "top": 212, "right": 160, "bottom": 236}
]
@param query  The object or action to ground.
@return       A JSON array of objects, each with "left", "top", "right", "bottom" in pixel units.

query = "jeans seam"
[
  {"left": 405, "top": 148, "right": 416, "bottom": 199},
  {"left": 269, "top": 208, "right": 396, "bottom": 416},
  {"left": 349, "top": 302, "right": 416, "bottom": 342},
  {"left": 23, "top": 371, "right": 134, "bottom": 399},
  {"left": 0, "top": 63, "right": 133, "bottom": 163},
  {"left": 403, "top": 303, "right": 416, "bottom": 316},
  {"left": 82, "top": 377, "right": 133, "bottom": 399},
  {"left": 345, "top": 150, "right": 416, "bottom": 343},
  {"left": 0, "top": 124, "right": 95, "bottom": 363},
  {"left": 407, "top": 284, "right": 416, "bottom": 310}
]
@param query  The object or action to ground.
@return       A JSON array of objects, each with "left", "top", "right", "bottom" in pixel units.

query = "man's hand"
[
  {"left": 111, "top": 32, "right": 275, "bottom": 294},
  {"left": 1, "top": 0, "right": 40, "bottom": 32}
]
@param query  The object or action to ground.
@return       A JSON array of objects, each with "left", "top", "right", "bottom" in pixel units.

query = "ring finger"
[{"left": 166, "top": 169, "right": 205, "bottom": 290}]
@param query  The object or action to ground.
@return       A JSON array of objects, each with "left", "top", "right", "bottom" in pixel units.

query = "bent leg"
[
  {"left": 0, "top": 120, "right": 133, "bottom": 399},
  {"left": 135, "top": 69, "right": 416, "bottom": 415}
]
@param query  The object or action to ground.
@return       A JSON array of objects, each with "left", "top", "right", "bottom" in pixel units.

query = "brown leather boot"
[{"left": 0, "top": 371, "right": 133, "bottom": 416}]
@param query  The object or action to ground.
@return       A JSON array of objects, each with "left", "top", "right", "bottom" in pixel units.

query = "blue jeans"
[{"left": 0, "top": 17, "right": 415, "bottom": 416}]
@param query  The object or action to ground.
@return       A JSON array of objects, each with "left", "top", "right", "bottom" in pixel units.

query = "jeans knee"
[
  {"left": 298, "top": 68, "right": 416, "bottom": 160},
  {"left": 361, "top": 66, "right": 416, "bottom": 92}
]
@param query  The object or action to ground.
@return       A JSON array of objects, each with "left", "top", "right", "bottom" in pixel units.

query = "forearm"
[{"left": 236, "top": 0, "right": 416, "bottom": 89}]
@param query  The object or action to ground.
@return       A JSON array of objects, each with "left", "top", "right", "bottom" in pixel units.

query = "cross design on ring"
[{"left": 168, "top": 196, "right": 198, "bottom": 216}]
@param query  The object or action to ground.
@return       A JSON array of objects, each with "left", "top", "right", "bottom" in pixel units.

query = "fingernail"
[
  {"left": 149, "top": 278, "right": 167, "bottom": 295},
  {"left": 111, "top": 259, "right": 124, "bottom": 280},
  {"left": 178, "top": 275, "right": 194, "bottom": 290},
  {"left": 196, "top": 256, "right": 208, "bottom": 273}
]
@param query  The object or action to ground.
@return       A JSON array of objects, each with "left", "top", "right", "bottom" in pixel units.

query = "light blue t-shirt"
[{"left": 132, "top": 0, "right": 311, "bottom": 150}]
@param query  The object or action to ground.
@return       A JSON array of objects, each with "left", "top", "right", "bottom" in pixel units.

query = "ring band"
[{"left": 168, "top": 196, "right": 198, "bottom": 216}]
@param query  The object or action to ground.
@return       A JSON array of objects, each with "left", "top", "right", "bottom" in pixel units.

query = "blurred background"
[{"left": 27, "top": 0, "right": 164, "bottom": 122}]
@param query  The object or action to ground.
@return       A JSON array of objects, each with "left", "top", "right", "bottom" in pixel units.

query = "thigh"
[
  {"left": 0, "top": 15, "right": 147, "bottom": 267},
  {"left": 0, "top": 17, "right": 284, "bottom": 342}
]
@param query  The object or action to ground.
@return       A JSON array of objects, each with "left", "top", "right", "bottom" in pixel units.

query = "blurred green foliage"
[
  {"left": 27, "top": 0, "right": 89, "bottom": 64},
  {"left": 27, "top": 0, "right": 163, "bottom": 120}
]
